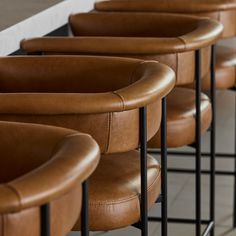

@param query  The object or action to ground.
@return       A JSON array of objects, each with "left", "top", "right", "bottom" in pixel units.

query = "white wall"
[{"left": 0, "top": 0, "right": 96, "bottom": 56}]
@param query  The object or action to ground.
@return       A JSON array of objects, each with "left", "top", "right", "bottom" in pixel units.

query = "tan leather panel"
[
  {"left": 133, "top": 52, "right": 195, "bottom": 85},
  {"left": 216, "top": 45, "right": 236, "bottom": 67},
  {"left": 219, "top": 10, "right": 236, "bottom": 38},
  {"left": 73, "top": 150, "right": 161, "bottom": 231},
  {"left": 186, "top": 45, "right": 236, "bottom": 90},
  {"left": 0, "top": 56, "right": 175, "bottom": 154},
  {"left": 199, "top": 10, "right": 236, "bottom": 38},
  {"left": 148, "top": 88, "right": 212, "bottom": 148},
  {"left": 0, "top": 185, "right": 81, "bottom": 236},
  {"left": 95, "top": 0, "right": 236, "bottom": 13},
  {"left": 0, "top": 102, "right": 160, "bottom": 154},
  {"left": 201, "top": 67, "right": 236, "bottom": 90},
  {"left": 201, "top": 45, "right": 236, "bottom": 90}
]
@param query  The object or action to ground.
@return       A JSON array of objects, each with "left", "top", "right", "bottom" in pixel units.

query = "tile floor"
[{"left": 69, "top": 89, "right": 236, "bottom": 236}]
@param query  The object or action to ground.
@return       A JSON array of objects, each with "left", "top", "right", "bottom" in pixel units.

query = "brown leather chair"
[
  {"left": 0, "top": 120, "right": 99, "bottom": 236},
  {"left": 21, "top": 13, "right": 223, "bottom": 148},
  {"left": 20, "top": 12, "right": 222, "bottom": 235},
  {"left": 95, "top": 0, "right": 236, "bottom": 90},
  {"left": 94, "top": 0, "right": 236, "bottom": 229},
  {"left": 0, "top": 55, "right": 175, "bottom": 234}
]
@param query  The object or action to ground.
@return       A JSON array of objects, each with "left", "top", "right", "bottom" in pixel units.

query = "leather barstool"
[
  {"left": 20, "top": 12, "right": 223, "bottom": 236},
  {"left": 94, "top": 0, "right": 236, "bottom": 229},
  {"left": 0, "top": 56, "right": 175, "bottom": 235},
  {"left": 0, "top": 120, "right": 99, "bottom": 236},
  {"left": 95, "top": 0, "right": 236, "bottom": 89}
]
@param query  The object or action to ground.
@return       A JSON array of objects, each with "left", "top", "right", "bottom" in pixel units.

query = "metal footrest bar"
[
  {"left": 148, "top": 217, "right": 210, "bottom": 225},
  {"left": 148, "top": 149, "right": 235, "bottom": 159},
  {"left": 167, "top": 168, "right": 235, "bottom": 176},
  {"left": 202, "top": 222, "right": 214, "bottom": 236}
]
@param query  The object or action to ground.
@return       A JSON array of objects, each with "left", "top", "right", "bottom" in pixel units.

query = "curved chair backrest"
[
  {"left": 21, "top": 13, "right": 223, "bottom": 85},
  {"left": 0, "top": 121, "right": 100, "bottom": 236},
  {"left": 95, "top": 0, "right": 236, "bottom": 39},
  {"left": 0, "top": 56, "right": 175, "bottom": 154}
]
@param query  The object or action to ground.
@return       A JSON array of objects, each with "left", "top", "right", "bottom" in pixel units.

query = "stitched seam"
[
  {"left": 112, "top": 91, "right": 125, "bottom": 111},
  {"left": 105, "top": 112, "right": 113, "bottom": 154},
  {"left": 89, "top": 168, "right": 161, "bottom": 205},
  {"left": 177, "top": 36, "right": 187, "bottom": 50},
  {"left": 4, "top": 184, "right": 22, "bottom": 209},
  {"left": 175, "top": 53, "right": 179, "bottom": 83}
]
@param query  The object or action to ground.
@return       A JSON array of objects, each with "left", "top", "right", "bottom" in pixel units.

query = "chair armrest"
[
  {"left": 21, "top": 12, "right": 223, "bottom": 54},
  {"left": 0, "top": 131, "right": 100, "bottom": 213},
  {"left": 95, "top": 0, "right": 236, "bottom": 13},
  {"left": 0, "top": 58, "right": 175, "bottom": 114}
]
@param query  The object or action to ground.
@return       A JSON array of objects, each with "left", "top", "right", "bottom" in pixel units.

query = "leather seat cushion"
[
  {"left": 201, "top": 45, "right": 236, "bottom": 90},
  {"left": 73, "top": 150, "right": 161, "bottom": 231},
  {"left": 148, "top": 87, "right": 212, "bottom": 148}
]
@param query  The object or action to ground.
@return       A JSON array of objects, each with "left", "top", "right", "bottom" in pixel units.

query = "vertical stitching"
[
  {"left": 4, "top": 184, "right": 22, "bottom": 209},
  {"left": 175, "top": 53, "right": 179, "bottom": 83},
  {"left": 112, "top": 91, "right": 125, "bottom": 111},
  {"left": 105, "top": 112, "right": 112, "bottom": 154}
]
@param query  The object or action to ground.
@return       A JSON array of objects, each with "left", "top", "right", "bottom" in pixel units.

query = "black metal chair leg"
[
  {"left": 41, "top": 204, "right": 50, "bottom": 236},
  {"left": 81, "top": 180, "right": 89, "bottom": 236},
  {"left": 234, "top": 91, "right": 236, "bottom": 228},
  {"left": 161, "top": 97, "right": 168, "bottom": 236},
  {"left": 195, "top": 49, "right": 202, "bottom": 236},
  {"left": 210, "top": 45, "right": 216, "bottom": 236},
  {"left": 140, "top": 107, "right": 148, "bottom": 236}
]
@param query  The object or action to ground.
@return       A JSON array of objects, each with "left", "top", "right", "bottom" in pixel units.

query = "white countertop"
[{"left": 0, "top": 0, "right": 96, "bottom": 55}]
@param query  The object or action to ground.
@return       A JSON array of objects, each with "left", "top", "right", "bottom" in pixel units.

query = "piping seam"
[
  {"left": 105, "top": 112, "right": 113, "bottom": 153},
  {"left": 112, "top": 91, "right": 125, "bottom": 111},
  {"left": 4, "top": 184, "right": 22, "bottom": 210},
  {"left": 177, "top": 36, "right": 187, "bottom": 50}
]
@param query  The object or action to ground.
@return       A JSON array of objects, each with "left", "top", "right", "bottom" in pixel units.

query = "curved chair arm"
[
  {"left": 95, "top": 0, "right": 236, "bottom": 13},
  {"left": 0, "top": 122, "right": 100, "bottom": 214},
  {"left": 67, "top": 13, "right": 223, "bottom": 53},
  {"left": 21, "top": 13, "right": 222, "bottom": 54},
  {"left": 0, "top": 56, "right": 175, "bottom": 114}
]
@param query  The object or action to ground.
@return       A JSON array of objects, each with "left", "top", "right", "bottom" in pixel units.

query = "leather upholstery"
[
  {"left": 148, "top": 88, "right": 212, "bottom": 148},
  {"left": 0, "top": 56, "right": 173, "bottom": 231},
  {"left": 95, "top": 0, "right": 236, "bottom": 38},
  {"left": 0, "top": 121, "right": 100, "bottom": 236},
  {"left": 190, "top": 45, "right": 236, "bottom": 90},
  {"left": 21, "top": 12, "right": 223, "bottom": 86},
  {"left": 0, "top": 56, "right": 175, "bottom": 154},
  {"left": 20, "top": 13, "right": 221, "bottom": 149},
  {"left": 73, "top": 150, "right": 161, "bottom": 231}
]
